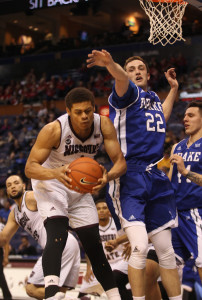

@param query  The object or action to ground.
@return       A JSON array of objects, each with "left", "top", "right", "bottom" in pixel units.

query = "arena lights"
[{"left": 29, "top": 0, "right": 88, "bottom": 10}]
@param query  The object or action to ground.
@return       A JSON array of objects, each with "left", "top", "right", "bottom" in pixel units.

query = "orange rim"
[{"left": 147, "top": 0, "right": 187, "bottom": 3}]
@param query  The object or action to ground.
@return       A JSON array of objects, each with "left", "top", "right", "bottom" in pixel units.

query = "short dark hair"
[
  {"left": 95, "top": 199, "right": 106, "bottom": 205},
  {"left": 65, "top": 87, "right": 95, "bottom": 110},
  {"left": 124, "top": 56, "right": 149, "bottom": 72},
  {"left": 186, "top": 101, "right": 202, "bottom": 115}
]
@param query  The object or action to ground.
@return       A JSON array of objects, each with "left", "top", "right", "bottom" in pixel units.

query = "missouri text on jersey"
[{"left": 64, "top": 143, "right": 100, "bottom": 156}]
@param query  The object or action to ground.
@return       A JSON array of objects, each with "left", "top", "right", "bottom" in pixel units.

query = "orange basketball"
[{"left": 68, "top": 157, "right": 103, "bottom": 194}]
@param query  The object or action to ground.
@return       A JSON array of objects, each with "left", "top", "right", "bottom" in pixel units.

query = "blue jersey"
[
  {"left": 171, "top": 137, "right": 202, "bottom": 210},
  {"left": 109, "top": 80, "right": 166, "bottom": 165}
]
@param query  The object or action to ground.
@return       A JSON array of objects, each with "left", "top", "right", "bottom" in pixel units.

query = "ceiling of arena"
[{"left": 0, "top": 0, "right": 201, "bottom": 39}]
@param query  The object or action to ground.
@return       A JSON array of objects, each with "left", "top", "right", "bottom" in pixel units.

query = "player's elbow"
[{"left": 25, "top": 161, "right": 32, "bottom": 178}]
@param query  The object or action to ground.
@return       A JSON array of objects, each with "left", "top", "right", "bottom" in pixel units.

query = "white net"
[{"left": 139, "top": 0, "right": 188, "bottom": 46}]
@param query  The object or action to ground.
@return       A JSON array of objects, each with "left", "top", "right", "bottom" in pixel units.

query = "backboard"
[{"left": 189, "top": 0, "right": 202, "bottom": 11}]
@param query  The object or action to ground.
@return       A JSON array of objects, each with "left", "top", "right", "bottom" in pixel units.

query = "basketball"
[{"left": 68, "top": 157, "right": 103, "bottom": 194}]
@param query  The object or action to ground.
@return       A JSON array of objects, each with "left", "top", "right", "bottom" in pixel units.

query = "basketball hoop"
[{"left": 139, "top": 0, "right": 188, "bottom": 46}]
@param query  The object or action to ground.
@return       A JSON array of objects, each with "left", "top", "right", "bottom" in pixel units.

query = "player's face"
[
  {"left": 66, "top": 101, "right": 94, "bottom": 133},
  {"left": 96, "top": 202, "right": 110, "bottom": 221},
  {"left": 125, "top": 59, "right": 150, "bottom": 91},
  {"left": 184, "top": 107, "right": 202, "bottom": 136},
  {"left": 6, "top": 175, "right": 25, "bottom": 200}
]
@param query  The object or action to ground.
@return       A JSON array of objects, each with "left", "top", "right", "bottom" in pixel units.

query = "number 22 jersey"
[{"left": 109, "top": 80, "right": 166, "bottom": 165}]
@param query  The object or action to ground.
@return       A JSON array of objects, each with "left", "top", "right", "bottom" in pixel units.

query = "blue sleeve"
[{"left": 109, "top": 80, "right": 139, "bottom": 109}]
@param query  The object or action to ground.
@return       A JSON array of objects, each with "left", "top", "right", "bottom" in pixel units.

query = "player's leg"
[
  {"left": 43, "top": 217, "right": 69, "bottom": 299},
  {"left": 125, "top": 224, "right": 148, "bottom": 299},
  {"left": 145, "top": 250, "right": 161, "bottom": 300},
  {"left": 150, "top": 229, "right": 182, "bottom": 299},
  {"left": 113, "top": 270, "right": 132, "bottom": 300},
  {"left": 76, "top": 225, "right": 121, "bottom": 300},
  {"left": 0, "top": 248, "right": 12, "bottom": 299}
]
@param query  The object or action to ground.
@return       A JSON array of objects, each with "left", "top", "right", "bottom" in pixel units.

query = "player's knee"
[
  {"left": 157, "top": 245, "right": 176, "bottom": 269},
  {"left": 128, "top": 243, "right": 148, "bottom": 269}
]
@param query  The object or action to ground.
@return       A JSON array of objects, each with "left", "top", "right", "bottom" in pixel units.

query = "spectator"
[
  {"left": 0, "top": 201, "right": 11, "bottom": 223},
  {"left": 17, "top": 234, "right": 37, "bottom": 256}
]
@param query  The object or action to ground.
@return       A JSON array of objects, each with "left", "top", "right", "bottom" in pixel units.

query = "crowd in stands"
[{"left": 0, "top": 54, "right": 201, "bottom": 107}]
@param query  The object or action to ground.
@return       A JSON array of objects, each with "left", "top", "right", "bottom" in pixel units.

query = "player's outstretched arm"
[
  {"left": 87, "top": 49, "right": 129, "bottom": 97},
  {"left": 101, "top": 116, "right": 127, "bottom": 181},
  {"left": 0, "top": 210, "right": 19, "bottom": 247},
  {"left": 162, "top": 68, "right": 179, "bottom": 123},
  {"left": 25, "top": 121, "right": 72, "bottom": 189}
]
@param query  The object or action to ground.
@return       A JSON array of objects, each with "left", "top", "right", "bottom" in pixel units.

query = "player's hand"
[
  {"left": 84, "top": 268, "right": 94, "bottom": 283},
  {"left": 86, "top": 49, "right": 113, "bottom": 68},
  {"left": 170, "top": 154, "right": 188, "bottom": 176},
  {"left": 164, "top": 68, "right": 178, "bottom": 89},
  {"left": 105, "top": 239, "right": 118, "bottom": 252},
  {"left": 92, "top": 165, "right": 108, "bottom": 194},
  {"left": 53, "top": 165, "right": 72, "bottom": 189},
  {"left": 122, "top": 242, "right": 131, "bottom": 261}
]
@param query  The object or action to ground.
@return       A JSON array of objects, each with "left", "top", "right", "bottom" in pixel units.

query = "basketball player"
[
  {"left": 86, "top": 49, "right": 181, "bottom": 300},
  {"left": 169, "top": 100, "right": 202, "bottom": 282},
  {"left": 25, "top": 87, "right": 127, "bottom": 300},
  {"left": 78, "top": 200, "right": 131, "bottom": 300},
  {"left": 0, "top": 175, "right": 81, "bottom": 300}
]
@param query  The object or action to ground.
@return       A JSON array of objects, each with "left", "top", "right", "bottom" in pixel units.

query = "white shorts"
[
  {"left": 27, "top": 233, "right": 80, "bottom": 288},
  {"left": 31, "top": 178, "right": 99, "bottom": 228},
  {"left": 79, "top": 259, "right": 128, "bottom": 294}
]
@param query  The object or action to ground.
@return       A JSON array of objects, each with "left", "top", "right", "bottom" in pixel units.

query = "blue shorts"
[
  {"left": 172, "top": 208, "right": 202, "bottom": 268},
  {"left": 182, "top": 258, "right": 201, "bottom": 289},
  {"left": 107, "top": 166, "right": 177, "bottom": 236}
]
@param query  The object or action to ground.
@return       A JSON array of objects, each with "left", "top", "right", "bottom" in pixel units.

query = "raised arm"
[
  {"left": 0, "top": 210, "right": 19, "bottom": 247},
  {"left": 87, "top": 49, "right": 129, "bottom": 97},
  {"left": 162, "top": 68, "right": 179, "bottom": 122},
  {"left": 25, "top": 121, "right": 72, "bottom": 189}
]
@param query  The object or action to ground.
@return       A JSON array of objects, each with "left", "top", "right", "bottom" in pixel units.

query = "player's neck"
[
  {"left": 16, "top": 194, "right": 24, "bottom": 211},
  {"left": 99, "top": 219, "right": 110, "bottom": 227},
  {"left": 187, "top": 131, "right": 202, "bottom": 146}
]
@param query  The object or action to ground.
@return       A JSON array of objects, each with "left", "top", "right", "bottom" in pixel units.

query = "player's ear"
[
  {"left": 147, "top": 73, "right": 150, "bottom": 81},
  {"left": 66, "top": 108, "right": 70, "bottom": 115}
]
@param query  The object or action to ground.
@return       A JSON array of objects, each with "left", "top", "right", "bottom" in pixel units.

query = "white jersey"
[
  {"left": 80, "top": 217, "right": 128, "bottom": 295},
  {"left": 43, "top": 113, "right": 104, "bottom": 168},
  {"left": 14, "top": 191, "right": 46, "bottom": 248},
  {"left": 99, "top": 217, "right": 124, "bottom": 267},
  {"left": 13, "top": 192, "right": 81, "bottom": 288}
]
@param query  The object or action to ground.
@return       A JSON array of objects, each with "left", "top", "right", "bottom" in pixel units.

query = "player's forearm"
[
  {"left": 25, "top": 162, "right": 56, "bottom": 180},
  {"left": 116, "top": 234, "right": 128, "bottom": 245},
  {"left": 107, "top": 158, "right": 127, "bottom": 181},
  {"left": 4, "top": 242, "right": 10, "bottom": 260},
  {"left": 183, "top": 170, "right": 202, "bottom": 186},
  {"left": 106, "top": 61, "right": 128, "bottom": 82},
  {"left": 162, "top": 86, "right": 178, "bottom": 122},
  {"left": 0, "top": 233, "right": 7, "bottom": 247}
]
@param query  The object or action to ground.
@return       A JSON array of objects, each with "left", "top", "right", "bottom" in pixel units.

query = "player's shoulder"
[
  {"left": 25, "top": 191, "right": 37, "bottom": 211},
  {"left": 40, "top": 119, "right": 61, "bottom": 140}
]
